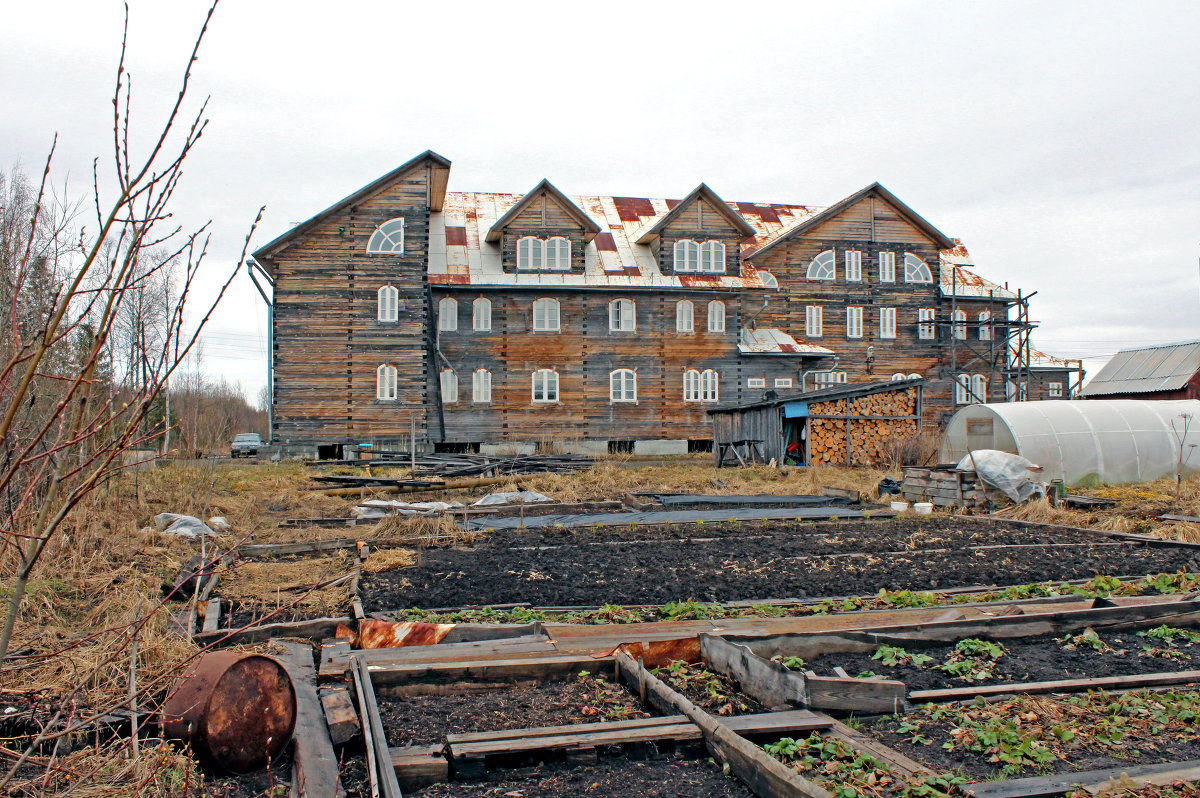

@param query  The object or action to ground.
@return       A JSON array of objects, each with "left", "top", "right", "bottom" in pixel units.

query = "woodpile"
[
  {"left": 900, "top": 466, "right": 987, "bottom": 508},
  {"left": 808, "top": 387, "right": 919, "bottom": 466}
]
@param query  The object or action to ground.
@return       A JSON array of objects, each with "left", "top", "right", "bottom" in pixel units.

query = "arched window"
[
  {"left": 673, "top": 240, "right": 699, "bottom": 272},
  {"left": 952, "top": 309, "right": 966, "bottom": 340},
  {"left": 546, "top": 237, "right": 571, "bottom": 270},
  {"left": 472, "top": 297, "right": 492, "bottom": 331},
  {"left": 676, "top": 300, "right": 694, "bottom": 333},
  {"left": 807, "top": 250, "right": 836, "bottom": 280},
  {"left": 517, "top": 236, "right": 571, "bottom": 270},
  {"left": 701, "top": 369, "right": 720, "bottom": 402},
  {"left": 707, "top": 300, "right": 725, "bottom": 333},
  {"left": 532, "top": 298, "right": 560, "bottom": 331},
  {"left": 437, "top": 297, "right": 457, "bottom": 332},
  {"left": 440, "top": 369, "right": 458, "bottom": 403},
  {"left": 517, "top": 236, "right": 542, "bottom": 270},
  {"left": 955, "top": 374, "right": 970, "bottom": 405},
  {"left": 903, "top": 253, "right": 932, "bottom": 283},
  {"left": 907, "top": 373, "right": 922, "bottom": 381},
  {"left": 683, "top": 369, "right": 701, "bottom": 402},
  {"left": 609, "top": 298, "right": 635, "bottom": 331},
  {"left": 978, "top": 310, "right": 992, "bottom": 341},
  {"left": 376, "top": 364, "right": 397, "bottom": 400},
  {"left": 366, "top": 218, "right": 405, "bottom": 253},
  {"left": 377, "top": 285, "right": 398, "bottom": 322},
  {"left": 472, "top": 369, "right": 492, "bottom": 403},
  {"left": 699, "top": 241, "right": 726, "bottom": 273},
  {"left": 891, "top": 373, "right": 907, "bottom": 381},
  {"left": 532, "top": 369, "right": 559, "bottom": 403},
  {"left": 971, "top": 374, "right": 988, "bottom": 404},
  {"left": 610, "top": 369, "right": 637, "bottom": 402}
]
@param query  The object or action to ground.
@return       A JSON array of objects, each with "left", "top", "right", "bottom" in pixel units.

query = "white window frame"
[
  {"left": 437, "top": 297, "right": 457, "bottom": 332},
  {"left": 683, "top": 369, "right": 702, "bottom": 402},
  {"left": 918, "top": 308, "right": 935, "bottom": 340},
  {"left": 774, "top": 378, "right": 793, "bottom": 389},
  {"left": 673, "top": 239, "right": 700, "bottom": 272},
  {"left": 376, "top": 364, "right": 397, "bottom": 400},
  {"left": 904, "top": 252, "right": 933, "bottom": 283},
  {"left": 807, "top": 249, "right": 836, "bottom": 281},
  {"left": 675, "top": 300, "right": 694, "bottom": 333},
  {"left": 701, "top": 369, "right": 720, "bottom": 403},
  {"left": 377, "top": 285, "right": 399, "bottom": 322},
  {"left": 472, "top": 368, "right": 492, "bottom": 403},
  {"left": 472, "top": 297, "right": 492, "bottom": 331},
  {"left": 956, "top": 374, "right": 971, "bottom": 405},
  {"left": 609, "top": 369, "right": 637, "bottom": 402},
  {"left": 907, "top": 373, "right": 921, "bottom": 381},
  {"left": 532, "top": 369, "right": 559, "bottom": 403},
  {"left": 814, "top": 371, "right": 847, "bottom": 388},
  {"left": 879, "top": 307, "right": 896, "bottom": 339},
  {"left": 952, "top": 309, "right": 967, "bottom": 340},
  {"left": 609, "top": 298, "right": 635, "bottom": 332},
  {"left": 440, "top": 369, "right": 458, "bottom": 403},
  {"left": 707, "top": 300, "right": 725, "bottom": 333},
  {"left": 747, "top": 378, "right": 767, "bottom": 389},
  {"left": 532, "top": 297, "right": 560, "bottom": 332},
  {"left": 879, "top": 251, "right": 896, "bottom": 283},
  {"left": 806, "top": 305, "right": 823, "bottom": 338},
  {"left": 971, "top": 374, "right": 988, "bottom": 404},
  {"left": 978, "top": 311, "right": 991, "bottom": 341},
  {"left": 1048, "top": 382, "right": 1063, "bottom": 398},
  {"left": 699, "top": 241, "right": 726, "bottom": 273},
  {"left": 846, "top": 306, "right": 863, "bottom": 339},
  {"left": 516, "top": 236, "right": 571, "bottom": 270},
  {"left": 891, "top": 373, "right": 907, "bottom": 381},
  {"left": 844, "top": 250, "right": 862, "bottom": 282},
  {"left": 366, "top": 218, "right": 405, "bottom": 254}
]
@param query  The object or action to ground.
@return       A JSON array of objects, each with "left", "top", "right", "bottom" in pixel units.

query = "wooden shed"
[{"left": 707, "top": 379, "right": 923, "bottom": 467}]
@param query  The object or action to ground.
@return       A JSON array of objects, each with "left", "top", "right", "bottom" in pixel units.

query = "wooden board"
[
  {"left": 910, "top": 669, "right": 1200, "bottom": 703},
  {"left": 362, "top": 653, "right": 605, "bottom": 688},
  {"left": 318, "top": 685, "right": 361, "bottom": 746},
  {"left": 389, "top": 744, "right": 448, "bottom": 792},
  {"left": 963, "top": 758, "right": 1200, "bottom": 798},
  {"left": 353, "top": 655, "right": 404, "bottom": 798},
  {"left": 274, "top": 641, "right": 343, "bottom": 798},
  {"left": 804, "top": 674, "right": 906, "bottom": 714},
  {"left": 817, "top": 715, "right": 930, "bottom": 780},
  {"left": 701, "top": 634, "right": 805, "bottom": 709}
]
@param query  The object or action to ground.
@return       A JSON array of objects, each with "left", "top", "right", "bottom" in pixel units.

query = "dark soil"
[
  {"left": 414, "top": 753, "right": 754, "bottom": 797},
  {"left": 222, "top": 600, "right": 329, "bottom": 630},
  {"left": 376, "top": 677, "right": 650, "bottom": 747},
  {"left": 652, "top": 662, "right": 769, "bottom": 716},
  {"left": 808, "top": 631, "right": 1200, "bottom": 690},
  {"left": 360, "top": 518, "right": 1200, "bottom": 609},
  {"left": 202, "top": 748, "right": 294, "bottom": 798}
]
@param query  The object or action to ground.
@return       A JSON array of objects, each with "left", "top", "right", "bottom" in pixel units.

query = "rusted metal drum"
[{"left": 162, "top": 652, "right": 296, "bottom": 773}]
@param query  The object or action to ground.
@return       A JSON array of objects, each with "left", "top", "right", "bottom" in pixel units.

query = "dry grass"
[
  {"left": 218, "top": 550, "right": 355, "bottom": 618},
  {"left": 361, "top": 548, "right": 417, "bottom": 573}
]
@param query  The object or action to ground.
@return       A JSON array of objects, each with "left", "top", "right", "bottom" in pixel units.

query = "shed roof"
[
  {"left": 1080, "top": 340, "right": 1200, "bottom": 397},
  {"left": 707, "top": 378, "right": 923, "bottom": 414}
]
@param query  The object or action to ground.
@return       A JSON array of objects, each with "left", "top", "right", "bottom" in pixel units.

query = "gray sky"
[{"left": 4, "top": 0, "right": 1199, "bottom": 401}]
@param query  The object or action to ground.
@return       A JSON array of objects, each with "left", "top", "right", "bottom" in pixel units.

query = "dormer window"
[
  {"left": 366, "top": 218, "right": 405, "bottom": 253},
  {"left": 517, "top": 236, "right": 571, "bottom": 270},
  {"left": 673, "top": 240, "right": 726, "bottom": 273}
]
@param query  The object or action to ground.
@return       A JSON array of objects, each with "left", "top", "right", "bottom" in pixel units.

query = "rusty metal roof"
[
  {"left": 1080, "top": 340, "right": 1200, "bottom": 397},
  {"left": 1029, "top": 348, "right": 1081, "bottom": 370},
  {"left": 939, "top": 248, "right": 1016, "bottom": 300},
  {"left": 738, "top": 328, "right": 833, "bottom": 356}
]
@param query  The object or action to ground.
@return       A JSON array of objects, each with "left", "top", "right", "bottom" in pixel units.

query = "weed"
[{"left": 872, "top": 645, "right": 935, "bottom": 668}]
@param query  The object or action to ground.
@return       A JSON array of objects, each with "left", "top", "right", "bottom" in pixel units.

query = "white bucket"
[
  {"left": 889, "top": 500, "right": 909, "bottom": 512},
  {"left": 913, "top": 502, "right": 933, "bottom": 515}
]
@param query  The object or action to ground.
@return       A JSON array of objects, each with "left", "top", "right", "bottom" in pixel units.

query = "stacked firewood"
[{"left": 808, "top": 388, "right": 919, "bottom": 466}]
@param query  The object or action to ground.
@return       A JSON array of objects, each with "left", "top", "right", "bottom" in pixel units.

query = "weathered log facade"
[{"left": 251, "top": 152, "right": 1065, "bottom": 453}]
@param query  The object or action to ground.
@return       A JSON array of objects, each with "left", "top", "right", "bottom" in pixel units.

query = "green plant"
[
  {"left": 772, "top": 655, "right": 807, "bottom": 670},
  {"left": 1139, "top": 625, "right": 1200, "bottom": 647},
  {"left": 877, "top": 588, "right": 939, "bottom": 608},
  {"left": 953, "top": 638, "right": 1006, "bottom": 659},
  {"left": 873, "top": 645, "right": 934, "bottom": 668},
  {"left": 1056, "top": 629, "right": 1111, "bottom": 653}
]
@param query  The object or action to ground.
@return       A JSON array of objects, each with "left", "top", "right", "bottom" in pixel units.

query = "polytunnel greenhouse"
[{"left": 940, "top": 399, "right": 1200, "bottom": 485}]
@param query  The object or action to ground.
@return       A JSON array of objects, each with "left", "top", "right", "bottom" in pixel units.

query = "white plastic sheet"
[
  {"left": 470, "top": 491, "right": 553, "bottom": 507},
  {"left": 353, "top": 499, "right": 465, "bottom": 519},
  {"left": 955, "top": 449, "right": 1043, "bottom": 502},
  {"left": 153, "top": 513, "right": 215, "bottom": 539}
]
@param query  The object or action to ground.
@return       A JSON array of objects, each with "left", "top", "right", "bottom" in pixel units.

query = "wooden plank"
[
  {"left": 318, "top": 640, "right": 561, "bottom": 681},
  {"left": 201, "top": 598, "right": 221, "bottom": 634},
  {"left": 389, "top": 744, "right": 448, "bottom": 793},
  {"left": 319, "top": 685, "right": 361, "bottom": 746},
  {"left": 363, "top": 653, "right": 603, "bottom": 687},
  {"left": 353, "top": 655, "right": 404, "bottom": 798},
  {"left": 963, "top": 758, "right": 1200, "bottom": 798},
  {"left": 805, "top": 675, "right": 906, "bottom": 714},
  {"left": 910, "top": 669, "right": 1200, "bottom": 703},
  {"left": 700, "top": 634, "right": 805, "bottom": 709},
  {"left": 195, "top": 616, "right": 351, "bottom": 647},
  {"left": 817, "top": 715, "right": 930, "bottom": 780},
  {"left": 274, "top": 641, "right": 343, "bottom": 798}
]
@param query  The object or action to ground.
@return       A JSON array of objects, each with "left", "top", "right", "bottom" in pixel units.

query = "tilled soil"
[
  {"left": 360, "top": 517, "right": 1200, "bottom": 609},
  {"left": 808, "top": 631, "right": 1200, "bottom": 690},
  {"left": 202, "top": 749, "right": 294, "bottom": 798},
  {"left": 222, "top": 600, "right": 330, "bottom": 630},
  {"left": 413, "top": 753, "right": 754, "bottom": 797},
  {"left": 376, "top": 677, "right": 650, "bottom": 747},
  {"left": 652, "top": 663, "right": 770, "bottom": 716}
]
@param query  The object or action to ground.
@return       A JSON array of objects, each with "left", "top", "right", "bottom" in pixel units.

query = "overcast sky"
[{"left": 4, "top": 0, "right": 1199, "bottom": 402}]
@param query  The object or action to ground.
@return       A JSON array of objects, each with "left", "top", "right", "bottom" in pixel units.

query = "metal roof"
[
  {"left": 939, "top": 243, "right": 1016, "bottom": 300},
  {"left": 1080, "top": 340, "right": 1200, "bottom": 397},
  {"left": 737, "top": 328, "right": 834, "bottom": 357},
  {"left": 707, "top": 378, "right": 924, "bottom": 414},
  {"left": 1029, "top": 348, "right": 1079, "bottom": 370}
]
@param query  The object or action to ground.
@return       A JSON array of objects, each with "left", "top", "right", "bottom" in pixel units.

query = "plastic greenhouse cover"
[{"left": 466, "top": 505, "right": 881, "bottom": 532}]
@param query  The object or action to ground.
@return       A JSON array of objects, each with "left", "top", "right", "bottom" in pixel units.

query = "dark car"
[{"left": 230, "top": 433, "right": 263, "bottom": 458}]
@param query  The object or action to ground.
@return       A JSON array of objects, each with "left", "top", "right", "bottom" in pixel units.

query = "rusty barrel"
[{"left": 162, "top": 652, "right": 296, "bottom": 773}]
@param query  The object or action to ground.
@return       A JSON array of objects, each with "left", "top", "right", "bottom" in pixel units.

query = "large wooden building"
[{"left": 250, "top": 151, "right": 1059, "bottom": 454}]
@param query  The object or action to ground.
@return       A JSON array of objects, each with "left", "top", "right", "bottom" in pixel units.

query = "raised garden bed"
[
  {"left": 651, "top": 660, "right": 769, "bottom": 717},
  {"left": 360, "top": 517, "right": 1200, "bottom": 610}
]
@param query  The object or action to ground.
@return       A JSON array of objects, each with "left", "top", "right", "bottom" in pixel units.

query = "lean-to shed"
[{"left": 940, "top": 399, "right": 1200, "bottom": 485}]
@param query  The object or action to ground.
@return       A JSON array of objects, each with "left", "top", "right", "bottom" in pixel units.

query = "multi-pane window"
[
  {"left": 813, "top": 371, "right": 847, "bottom": 388},
  {"left": 1048, "top": 382, "right": 1063, "bottom": 398},
  {"left": 747, "top": 378, "right": 767, "bottom": 389},
  {"left": 610, "top": 369, "right": 637, "bottom": 402},
  {"left": 701, "top": 369, "right": 720, "bottom": 402},
  {"left": 879, "top": 251, "right": 896, "bottom": 283},
  {"left": 774, "top": 378, "right": 793, "bottom": 389},
  {"left": 472, "top": 297, "right": 492, "bottom": 331},
  {"left": 806, "top": 305, "right": 823, "bottom": 337},
  {"left": 609, "top": 298, "right": 635, "bottom": 331},
  {"left": 904, "top": 253, "right": 933, "bottom": 283},
  {"left": 683, "top": 369, "right": 702, "bottom": 402},
  {"left": 673, "top": 240, "right": 726, "bottom": 273},
  {"left": 437, "top": 297, "right": 457, "bottom": 332},
  {"left": 377, "top": 285, "right": 398, "bottom": 322},
  {"left": 972, "top": 374, "right": 988, "bottom": 403},
  {"left": 472, "top": 369, "right": 492, "bottom": 403},
  {"left": 376, "top": 364, "right": 397, "bottom": 400},
  {"left": 844, "top": 250, "right": 862, "bottom": 282},
  {"left": 892, "top": 373, "right": 907, "bottom": 381},
  {"left": 532, "top": 369, "right": 559, "bottom": 402},
  {"left": 440, "top": 369, "right": 458, "bottom": 403},
  {"left": 532, "top": 298, "right": 560, "bottom": 331},
  {"left": 879, "top": 307, "right": 896, "bottom": 339},
  {"left": 676, "top": 300, "right": 694, "bottom": 332},
  {"left": 807, "top": 250, "right": 836, "bottom": 280},
  {"left": 956, "top": 374, "right": 971, "bottom": 405},
  {"left": 707, "top": 301, "right": 725, "bottom": 332},
  {"left": 918, "top": 308, "right": 935, "bottom": 339},
  {"left": 517, "top": 236, "right": 571, "bottom": 270},
  {"left": 952, "top": 309, "right": 967, "bottom": 340},
  {"left": 978, "top": 311, "right": 991, "bottom": 340},
  {"left": 366, "top": 218, "right": 405, "bottom": 253},
  {"left": 846, "top": 307, "right": 863, "bottom": 339}
]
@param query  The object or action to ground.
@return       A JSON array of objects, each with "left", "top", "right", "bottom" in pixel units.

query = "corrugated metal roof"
[
  {"left": 708, "top": 378, "right": 924, "bottom": 414},
  {"left": 738, "top": 328, "right": 833, "bottom": 356},
  {"left": 1081, "top": 340, "right": 1200, "bottom": 397}
]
